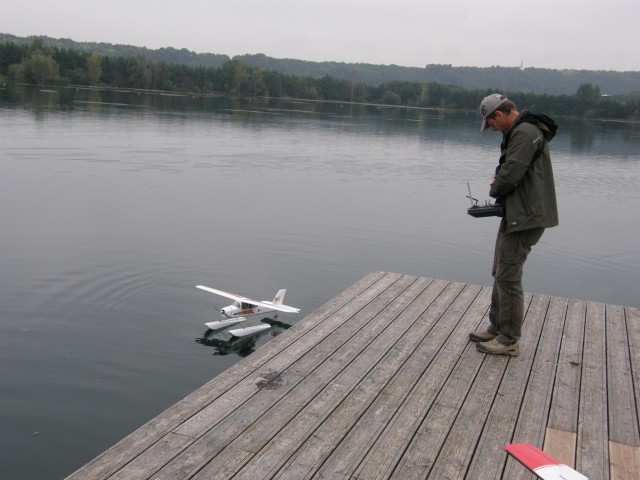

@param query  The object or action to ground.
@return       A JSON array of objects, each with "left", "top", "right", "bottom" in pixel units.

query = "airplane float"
[{"left": 196, "top": 285, "right": 301, "bottom": 336}]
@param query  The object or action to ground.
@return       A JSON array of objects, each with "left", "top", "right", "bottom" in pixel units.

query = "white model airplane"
[{"left": 196, "top": 285, "right": 301, "bottom": 331}]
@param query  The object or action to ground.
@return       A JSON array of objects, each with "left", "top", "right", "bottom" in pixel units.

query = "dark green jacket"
[{"left": 489, "top": 111, "right": 559, "bottom": 233}]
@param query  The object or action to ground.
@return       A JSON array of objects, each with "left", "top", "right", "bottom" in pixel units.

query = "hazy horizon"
[
  {"left": 4, "top": 0, "right": 639, "bottom": 72},
  {"left": 4, "top": 31, "right": 639, "bottom": 74}
]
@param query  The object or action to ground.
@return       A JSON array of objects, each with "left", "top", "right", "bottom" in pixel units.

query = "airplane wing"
[
  {"left": 260, "top": 301, "right": 301, "bottom": 314},
  {"left": 197, "top": 285, "right": 250, "bottom": 303},
  {"left": 196, "top": 285, "right": 301, "bottom": 314}
]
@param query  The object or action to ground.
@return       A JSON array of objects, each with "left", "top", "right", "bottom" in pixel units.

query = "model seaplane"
[{"left": 196, "top": 285, "right": 301, "bottom": 337}]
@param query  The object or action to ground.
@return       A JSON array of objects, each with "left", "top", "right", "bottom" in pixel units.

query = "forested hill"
[
  {"left": 2, "top": 33, "right": 640, "bottom": 95},
  {"left": 0, "top": 34, "right": 230, "bottom": 69},
  {"left": 233, "top": 54, "right": 640, "bottom": 96}
]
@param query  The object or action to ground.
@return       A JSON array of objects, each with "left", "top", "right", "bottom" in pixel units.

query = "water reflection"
[
  {"left": 567, "top": 119, "right": 596, "bottom": 152},
  {"left": 2, "top": 84, "right": 455, "bottom": 127},
  {"left": 1, "top": 82, "right": 639, "bottom": 480},
  {"left": 5, "top": 83, "right": 639, "bottom": 157},
  {"left": 564, "top": 117, "right": 640, "bottom": 156},
  {"left": 195, "top": 315, "right": 291, "bottom": 357}
]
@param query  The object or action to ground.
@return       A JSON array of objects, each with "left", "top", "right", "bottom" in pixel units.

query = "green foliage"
[
  {"left": 0, "top": 33, "right": 230, "bottom": 68},
  {"left": 29, "top": 52, "right": 58, "bottom": 85},
  {"left": 2, "top": 38, "right": 639, "bottom": 121},
  {"left": 128, "top": 56, "right": 152, "bottom": 89},
  {"left": 3, "top": 34, "right": 640, "bottom": 95},
  {"left": 7, "top": 49, "right": 68, "bottom": 86},
  {"left": 576, "top": 83, "right": 601, "bottom": 101},
  {"left": 86, "top": 53, "right": 102, "bottom": 84},
  {"left": 380, "top": 90, "right": 402, "bottom": 105},
  {"left": 0, "top": 42, "right": 30, "bottom": 74}
]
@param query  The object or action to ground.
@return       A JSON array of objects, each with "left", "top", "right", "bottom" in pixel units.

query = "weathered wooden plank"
[
  {"left": 193, "top": 275, "right": 432, "bottom": 478},
  {"left": 547, "top": 299, "right": 585, "bottom": 435},
  {"left": 392, "top": 335, "right": 507, "bottom": 478},
  {"left": 348, "top": 287, "right": 491, "bottom": 480},
  {"left": 236, "top": 279, "right": 453, "bottom": 480},
  {"left": 273, "top": 281, "right": 471, "bottom": 479},
  {"left": 315, "top": 284, "right": 484, "bottom": 479},
  {"left": 544, "top": 428, "right": 577, "bottom": 469},
  {"left": 576, "top": 301, "right": 609, "bottom": 479},
  {"left": 466, "top": 293, "right": 546, "bottom": 479},
  {"left": 627, "top": 307, "right": 640, "bottom": 444},
  {"left": 426, "top": 344, "right": 510, "bottom": 479},
  {"left": 272, "top": 281, "right": 466, "bottom": 479},
  {"left": 192, "top": 445, "right": 254, "bottom": 480},
  {"left": 64, "top": 270, "right": 390, "bottom": 480},
  {"left": 107, "top": 433, "right": 193, "bottom": 480},
  {"left": 609, "top": 441, "right": 640, "bottom": 480},
  {"left": 503, "top": 296, "right": 568, "bottom": 479},
  {"left": 606, "top": 304, "right": 640, "bottom": 446}
]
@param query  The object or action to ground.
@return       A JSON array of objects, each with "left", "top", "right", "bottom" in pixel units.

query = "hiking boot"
[
  {"left": 469, "top": 330, "right": 498, "bottom": 343},
  {"left": 476, "top": 338, "right": 519, "bottom": 357}
]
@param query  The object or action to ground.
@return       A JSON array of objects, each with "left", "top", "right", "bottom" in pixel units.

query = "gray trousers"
[{"left": 488, "top": 220, "right": 545, "bottom": 344}]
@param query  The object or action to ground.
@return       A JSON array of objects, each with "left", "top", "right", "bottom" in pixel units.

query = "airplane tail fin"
[{"left": 272, "top": 289, "right": 286, "bottom": 305}]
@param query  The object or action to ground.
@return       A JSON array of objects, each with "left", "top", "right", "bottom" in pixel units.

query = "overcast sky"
[{"left": 4, "top": 0, "right": 639, "bottom": 72}]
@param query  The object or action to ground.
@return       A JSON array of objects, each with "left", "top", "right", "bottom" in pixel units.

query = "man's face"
[{"left": 485, "top": 111, "right": 509, "bottom": 133}]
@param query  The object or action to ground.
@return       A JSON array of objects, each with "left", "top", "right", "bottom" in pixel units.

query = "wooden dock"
[{"left": 67, "top": 271, "right": 639, "bottom": 479}]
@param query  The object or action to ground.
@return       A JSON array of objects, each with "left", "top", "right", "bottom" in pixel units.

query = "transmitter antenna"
[{"left": 466, "top": 181, "right": 478, "bottom": 206}]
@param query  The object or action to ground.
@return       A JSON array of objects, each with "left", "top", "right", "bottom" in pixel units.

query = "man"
[{"left": 470, "top": 94, "right": 559, "bottom": 357}]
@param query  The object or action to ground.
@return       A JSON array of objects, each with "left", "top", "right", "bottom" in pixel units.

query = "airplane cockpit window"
[
  {"left": 241, "top": 302, "right": 252, "bottom": 310},
  {"left": 233, "top": 301, "right": 241, "bottom": 308}
]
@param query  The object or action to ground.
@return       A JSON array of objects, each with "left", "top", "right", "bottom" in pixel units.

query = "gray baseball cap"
[{"left": 480, "top": 93, "right": 508, "bottom": 131}]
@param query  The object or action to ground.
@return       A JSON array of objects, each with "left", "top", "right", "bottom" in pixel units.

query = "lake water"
[{"left": 2, "top": 85, "right": 639, "bottom": 479}]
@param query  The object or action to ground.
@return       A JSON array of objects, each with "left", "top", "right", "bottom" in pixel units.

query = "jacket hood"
[{"left": 515, "top": 111, "right": 558, "bottom": 141}]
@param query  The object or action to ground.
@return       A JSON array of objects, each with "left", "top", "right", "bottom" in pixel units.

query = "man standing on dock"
[{"left": 470, "top": 94, "right": 559, "bottom": 357}]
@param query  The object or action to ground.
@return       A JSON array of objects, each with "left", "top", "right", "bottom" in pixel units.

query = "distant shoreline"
[{"left": 6, "top": 82, "right": 640, "bottom": 125}]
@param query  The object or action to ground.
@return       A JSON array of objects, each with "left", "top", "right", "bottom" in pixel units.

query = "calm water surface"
[{"left": 1, "top": 86, "right": 639, "bottom": 478}]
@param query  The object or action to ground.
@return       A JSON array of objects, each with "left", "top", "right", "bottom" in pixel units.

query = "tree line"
[
  {"left": 5, "top": 33, "right": 640, "bottom": 95},
  {"left": 1, "top": 40, "right": 639, "bottom": 121}
]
